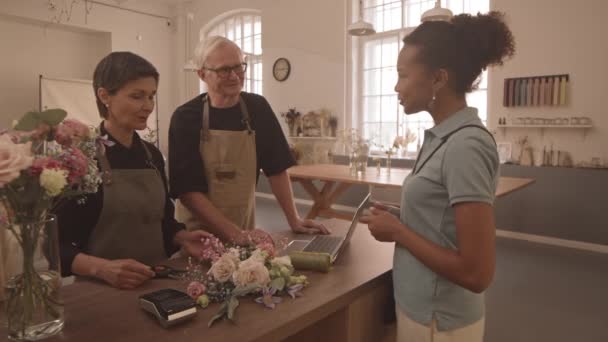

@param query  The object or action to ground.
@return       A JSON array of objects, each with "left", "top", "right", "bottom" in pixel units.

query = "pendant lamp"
[
  {"left": 348, "top": 0, "right": 375, "bottom": 36},
  {"left": 421, "top": 0, "right": 453, "bottom": 22}
]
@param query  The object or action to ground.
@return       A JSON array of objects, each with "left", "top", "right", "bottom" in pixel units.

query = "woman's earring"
[{"left": 428, "top": 93, "right": 436, "bottom": 111}]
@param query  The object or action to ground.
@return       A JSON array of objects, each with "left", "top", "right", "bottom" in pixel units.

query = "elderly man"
[{"left": 169, "top": 36, "right": 328, "bottom": 244}]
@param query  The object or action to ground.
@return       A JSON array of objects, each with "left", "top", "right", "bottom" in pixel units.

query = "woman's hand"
[
  {"left": 359, "top": 206, "right": 403, "bottom": 242},
  {"left": 97, "top": 259, "right": 155, "bottom": 289}
]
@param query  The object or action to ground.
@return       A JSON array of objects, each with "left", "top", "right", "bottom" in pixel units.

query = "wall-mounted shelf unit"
[{"left": 497, "top": 124, "right": 593, "bottom": 138}]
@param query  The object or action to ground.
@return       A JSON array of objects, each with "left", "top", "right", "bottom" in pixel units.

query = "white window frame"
[
  {"left": 200, "top": 10, "right": 262, "bottom": 95},
  {"left": 354, "top": 0, "right": 489, "bottom": 154}
]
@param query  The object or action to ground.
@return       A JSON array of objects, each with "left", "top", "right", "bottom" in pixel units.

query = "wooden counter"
[{"left": 0, "top": 223, "right": 394, "bottom": 342}]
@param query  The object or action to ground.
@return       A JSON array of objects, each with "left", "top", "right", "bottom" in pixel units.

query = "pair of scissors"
[{"left": 151, "top": 265, "right": 187, "bottom": 280}]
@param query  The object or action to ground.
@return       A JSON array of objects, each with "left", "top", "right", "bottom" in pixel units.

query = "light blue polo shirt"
[{"left": 394, "top": 107, "right": 499, "bottom": 331}]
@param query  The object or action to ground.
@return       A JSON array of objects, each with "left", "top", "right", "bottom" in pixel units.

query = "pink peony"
[
  {"left": 29, "top": 157, "right": 65, "bottom": 176},
  {"left": 257, "top": 242, "right": 276, "bottom": 258},
  {"left": 0, "top": 135, "right": 33, "bottom": 187},
  {"left": 186, "top": 281, "right": 206, "bottom": 299},
  {"left": 55, "top": 119, "right": 89, "bottom": 146}
]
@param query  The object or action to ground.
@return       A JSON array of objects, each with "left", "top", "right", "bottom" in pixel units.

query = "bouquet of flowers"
[
  {"left": 392, "top": 128, "right": 417, "bottom": 152},
  {"left": 184, "top": 233, "right": 309, "bottom": 327},
  {"left": 0, "top": 109, "right": 102, "bottom": 340}
]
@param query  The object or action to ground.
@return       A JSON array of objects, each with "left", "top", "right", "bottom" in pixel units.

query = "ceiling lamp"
[
  {"left": 348, "top": 0, "right": 375, "bottom": 36},
  {"left": 421, "top": 0, "right": 453, "bottom": 22}
]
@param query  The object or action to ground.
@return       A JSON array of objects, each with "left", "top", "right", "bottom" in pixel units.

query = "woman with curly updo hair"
[{"left": 361, "top": 12, "right": 515, "bottom": 342}]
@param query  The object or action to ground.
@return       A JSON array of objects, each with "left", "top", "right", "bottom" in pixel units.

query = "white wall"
[
  {"left": 183, "top": 0, "right": 347, "bottom": 133},
  {"left": 0, "top": 14, "right": 110, "bottom": 129},
  {"left": 489, "top": 0, "right": 608, "bottom": 165},
  {"left": 0, "top": 0, "right": 177, "bottom": 153}
]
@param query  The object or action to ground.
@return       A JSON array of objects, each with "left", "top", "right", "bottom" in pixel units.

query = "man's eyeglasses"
[{"left": 203, "top": 62, "right": 247, "bottom": 78}]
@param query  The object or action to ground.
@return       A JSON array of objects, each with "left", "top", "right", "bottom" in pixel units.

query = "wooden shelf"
[
  {"left": 288, "top": 136, "right": 337, "bottom": 140},
  {"left": 499, "top": 124, "right": 592, "bottom": 128},
  {"left": 498, "top": 124, "right": 593, "bottom": 139}
]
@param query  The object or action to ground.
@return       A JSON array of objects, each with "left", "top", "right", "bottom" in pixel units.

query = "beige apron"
[
  {"left": 87, "top": 140, "right": 166, "bottom": 265},
  {"left": 175, "top": 94, "right": 257, "bottom": 231}
]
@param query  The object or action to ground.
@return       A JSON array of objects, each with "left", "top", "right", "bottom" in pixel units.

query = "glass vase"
[
  {"left": 349, "top": 151, "right": 357, "bottom": 176},
  {"left": 2, "top": 215, "right": 64, "bottom": 341}
]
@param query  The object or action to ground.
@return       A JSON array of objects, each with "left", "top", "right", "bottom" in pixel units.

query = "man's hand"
[
  {"left": 175, "top": 230, "right": 213, "bottom": 258},
  {"left": 289, "top": 218, "right": 331, "bottom": 235}
]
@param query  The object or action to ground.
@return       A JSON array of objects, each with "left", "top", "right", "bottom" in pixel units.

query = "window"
[
  {"left": 356, "top": 0, "right": 489, "bottom": 152},
  {"left": 202, "top": 12, "right": 263, "bottom": 95}
]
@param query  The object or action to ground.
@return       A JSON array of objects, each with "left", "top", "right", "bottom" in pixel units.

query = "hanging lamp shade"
[
  {"left": 348, "top": 20, "right": 376, "bottom": 36},
  {"left": 348, "top": 0, "right": 375, "bottom": 36},
  {"left": 421, "top": 0, "right": 453, "bottom": 22}
]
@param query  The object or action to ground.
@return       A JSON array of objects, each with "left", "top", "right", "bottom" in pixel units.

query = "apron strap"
[
  {"left": 95, "top": 137, "right": 160, "bottom": 185},
  {"left": 200, "top": 94, "right": 253, "bottom": 142},
  {"left": 96, "top": 142, "right": 113, "bottom": 185},
  {"left": 140, "top": 140, "right": 161, "bottom": 177}
]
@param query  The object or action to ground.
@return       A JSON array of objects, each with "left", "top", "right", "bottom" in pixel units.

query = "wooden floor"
[{"left": 256, "top": 196, "right": 608, "bottom": 342}]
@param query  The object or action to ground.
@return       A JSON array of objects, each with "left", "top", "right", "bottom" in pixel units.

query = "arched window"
[
  {"left": 353, "top": 0, "right": 489, "bottom": 152},
  {"left": 201, "top": 10, "right": 262, "bottom": 95}
]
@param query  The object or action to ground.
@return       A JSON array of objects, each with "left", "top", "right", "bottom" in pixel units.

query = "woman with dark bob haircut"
[
  {"left": 361, "top": 12, "right": 515, "bottom": 342},
  {"left": 56, "top": 52, "right": 210, "bottom": 289}
]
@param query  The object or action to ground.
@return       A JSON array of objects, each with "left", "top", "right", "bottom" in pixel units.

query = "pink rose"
[
  {"left": 55, "top": 119, "right": 89, "bottom": 146},
  {"left": 0, "top": 135, "right": 33, "bottom": 187},
  {"left": 186, "top": 281, "right": 206, "bottom": 299}
]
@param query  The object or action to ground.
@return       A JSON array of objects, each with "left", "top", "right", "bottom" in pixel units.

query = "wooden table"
[
  {"left": 288, "top": 164, "right": 535, "bottom": 219},
  {"left": 0, "top": 224, "right": 394, "bottom": 342}
]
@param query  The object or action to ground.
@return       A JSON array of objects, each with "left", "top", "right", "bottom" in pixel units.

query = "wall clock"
[{"left": 272, "top": 57, "right": 291, "bottom": 82}]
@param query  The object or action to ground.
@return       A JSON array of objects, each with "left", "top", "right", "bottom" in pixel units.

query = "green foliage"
[{"left": 14, "top": 109, "right": 67, "bottom": 131}]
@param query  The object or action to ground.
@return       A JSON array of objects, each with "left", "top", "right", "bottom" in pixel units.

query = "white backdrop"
[{"left": 39, "top": 75, "right": 159, "bottom": 145}]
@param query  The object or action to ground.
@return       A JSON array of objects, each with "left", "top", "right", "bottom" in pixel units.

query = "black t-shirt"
[
  {"left": 168, "top": 92, "right": 296, "bottom": 199},
  {"left": 55, "top": 123, "right": 184, "bottom": 276}
]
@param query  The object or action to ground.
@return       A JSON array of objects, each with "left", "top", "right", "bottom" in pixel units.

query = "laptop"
[{"left": 286, "top": 193, "right": 371, "bottom": 263}]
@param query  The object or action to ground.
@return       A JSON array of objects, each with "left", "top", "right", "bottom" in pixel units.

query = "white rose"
[
  {"left": 0, "top": 135, "right": 33, "bottom": 187},
  {"left": 232, "top": 258, "right": 270, "bottom": 288},
  {"left": 247, "top": 249, "right": 268, "bottom": 263},
  {"left": 208, "top": 253, "right": 237, "bottom": 283},
  {"left": 39, "top": 168, "right": 68, "bottom": 197},
  {"left": 271, "top": 255, "right": 292, "bottom": 269}
]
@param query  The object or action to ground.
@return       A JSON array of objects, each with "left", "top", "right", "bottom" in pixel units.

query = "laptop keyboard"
[{"left": 303, "top": 235, "right": 343, "bottom": 254}]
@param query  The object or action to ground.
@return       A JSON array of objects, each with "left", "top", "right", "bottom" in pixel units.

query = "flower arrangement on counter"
[
  {"left": 184, "top": 233, "right": 309, "bottom": 327},
  {"left": 0, "top": 109, "right": 103, "bottom": 339}
]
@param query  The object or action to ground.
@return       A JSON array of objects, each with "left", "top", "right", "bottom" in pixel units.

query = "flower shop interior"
[{"left": 1, "top": 0, "right": 607, "bottom": 341}]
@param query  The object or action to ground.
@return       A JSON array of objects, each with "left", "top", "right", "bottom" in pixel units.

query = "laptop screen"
[{"left": 341, "top": 193, "right": 371, "bottom": 246}]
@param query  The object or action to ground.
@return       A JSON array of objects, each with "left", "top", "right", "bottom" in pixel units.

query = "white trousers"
[{"left": 396, "top": 305, "right": 485, "bottom": 342}]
